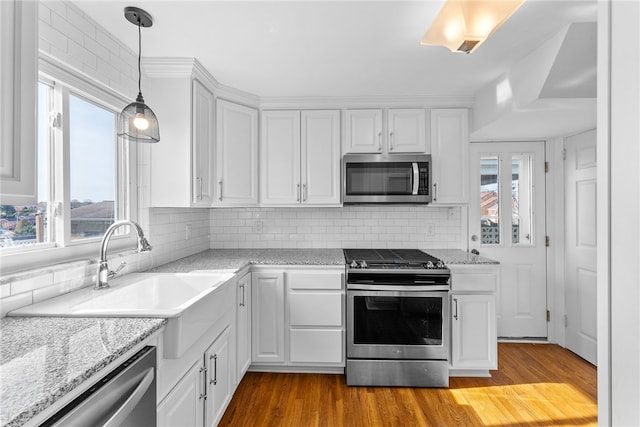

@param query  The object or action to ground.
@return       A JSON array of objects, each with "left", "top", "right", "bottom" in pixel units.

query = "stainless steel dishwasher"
[{"left": 42, "top": 346, "right": 156, "bottom": 426}]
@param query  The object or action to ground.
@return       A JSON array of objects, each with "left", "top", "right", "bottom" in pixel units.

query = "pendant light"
[{"left": 118, "top": 6, "right": 160, "bottom": 143}]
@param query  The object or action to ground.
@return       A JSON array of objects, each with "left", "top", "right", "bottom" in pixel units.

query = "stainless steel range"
[{"left": 344, "top": 249, "right": 450, "bottom": 388}]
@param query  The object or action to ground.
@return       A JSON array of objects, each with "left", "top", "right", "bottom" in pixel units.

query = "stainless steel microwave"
[{"left": 343, "top": 154, "right": 432, "bottom": 204}]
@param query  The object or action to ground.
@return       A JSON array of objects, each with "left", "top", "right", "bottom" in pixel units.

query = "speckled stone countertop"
[
  {"left": 151, "top": 248, "right": 346, "bottom": 273},
  {"left": 426, "top": 249, "right": 499, "bottom": 265},
  {"left": 0, "top": 317, "right": 165, "bottom": 427}
]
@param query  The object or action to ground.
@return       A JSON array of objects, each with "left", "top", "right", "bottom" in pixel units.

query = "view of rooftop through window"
[{"left": 0, "top": 83, "right": 117, "bottom": 248}]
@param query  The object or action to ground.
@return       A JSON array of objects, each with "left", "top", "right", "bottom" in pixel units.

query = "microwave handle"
[{"left": 412, "top": 162, "right": 419, "bottom": 195}]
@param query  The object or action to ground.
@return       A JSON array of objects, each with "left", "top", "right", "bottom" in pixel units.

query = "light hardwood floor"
[{"left": 220, "top": 343, "right": 597, "bottom": 426}]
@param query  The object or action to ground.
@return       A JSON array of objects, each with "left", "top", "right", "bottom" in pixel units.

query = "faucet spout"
[{"left": 95, "top": 220, "right": 152, "bottom": 290}]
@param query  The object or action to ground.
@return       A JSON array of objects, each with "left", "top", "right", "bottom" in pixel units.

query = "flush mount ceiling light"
[
  {"left": 118, "top": 6, "right": 160, "bottom": 143},
  {"left": 421, "top": 0, "right": 525, "bottom": 54}
]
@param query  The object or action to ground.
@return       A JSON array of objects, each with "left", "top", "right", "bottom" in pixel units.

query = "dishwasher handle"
[{"left": 103, "top": 367, "right": 155, "bottom": 427}]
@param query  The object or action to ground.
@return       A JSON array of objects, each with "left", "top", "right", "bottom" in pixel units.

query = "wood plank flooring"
[{"left": 220, "top": 343, "right": 597, "bottom": 427}]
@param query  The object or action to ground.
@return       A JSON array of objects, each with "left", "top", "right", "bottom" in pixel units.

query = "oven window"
[
  {"left": 353, "top": 295, "right": 443, "bottom": 346},
  {"left": 345, "top": 162, "right": 413, "bottom": 195}
]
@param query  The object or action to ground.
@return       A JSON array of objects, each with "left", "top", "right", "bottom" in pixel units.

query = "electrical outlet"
[
  {"left": 185, "top": 224, "right": 191, "bottom": 240},
  {"left": 253, "top": 220, "right": 264, "bottom": 234},
  {"left": 427, "top": 224, "right": 436, "bottom": 237}
]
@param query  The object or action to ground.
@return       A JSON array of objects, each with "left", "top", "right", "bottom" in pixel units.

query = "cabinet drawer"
[
  {"left": 290, "top": 329, "right": 343, "bottom": 364},
  {"left": 450, "top": 268, "right": 498, "bottom": 292},
  {"left": 287, "top": 271, "right": 343, "bottom": 290},
  {"left": 289, "top": 292, "right": 342, "bottom": 326}
]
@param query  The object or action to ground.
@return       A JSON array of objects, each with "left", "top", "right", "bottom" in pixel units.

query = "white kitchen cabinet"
[
  {"left": 205, "top": 326, "right": 233, "bottom": 427},
  {"left": 260, "top": 110, "right": 341, "bottom": 206},
  {"left": 430, "top": 108, "right": 469, "bottom": 204},
  {"left": 0, "top": 0, "right": 37, "bottom": 205},
  {"left": 251, "top": 270, "right": 285, "bottom": 364},
  {"left": 236, "top": 271, "right": 252, "bottom": 382},
  {"left": 343, "top": 108, "right": 426, "bottom": 154},
  {"left": 148, "top": 74, "right": 215, "bottom": 207},
  {"left": 449, "top": 264, "right": 498, "bottom": 375},
  {"left": 215, "top": 99, "right": 258, "bottom": 206},
  {"left": 387, "top": 109, "right": 427, "bottom": 153},
  {"left": 157, "top": 360, "right": 204, "bottom": 427},
  {"left": 343, "top": 109, "right": 383, "bottom": 153}
]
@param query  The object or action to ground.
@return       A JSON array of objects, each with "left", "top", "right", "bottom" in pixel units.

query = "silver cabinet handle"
[
  {"left": 199, "top": 366, "right": 207, "bottom": 400},
  {"left": 240, "top": 284, "right": 245, "bottom": 307},
  {"left": 303, "top": 184, "right": 308, "bottom": 202},
  {"left": 103, "top": 368, "right": 155, "bottom": 427},
  {"left": 218, "top": 180, "right": 223, "bottom": 201},
  {"left": 296, "top": 183, "right": 301, "bottom": 202},
  {"left": 196, "top": 177, "right": 203, "bottom": 200},
  {"left": 453, "top": 298, "right": 459, "bottom": 320},
  {"left": 209, "top": 354, "right": 218, "bottom": 385},
  {"left": 389, "top": 131, "right": 394, "bottom": 151},
  {"left": 378, "top": 132, "right": 382, "bottom": 151},
  {"left": 433, "top": 182, "right": 438, "bottom": 202}
]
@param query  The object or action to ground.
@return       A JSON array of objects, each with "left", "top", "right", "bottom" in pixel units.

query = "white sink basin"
[{"left": 8, "top": 272, "right": 236, "bottom": 358}]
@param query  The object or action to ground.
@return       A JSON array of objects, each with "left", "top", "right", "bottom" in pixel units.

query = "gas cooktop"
[{"left": 343, "top": 249, "right": 446, "bottom": 270}]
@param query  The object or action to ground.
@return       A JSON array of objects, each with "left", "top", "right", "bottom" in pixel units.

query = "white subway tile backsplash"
[
  {"left": 0, "top": 292, "right": 33, "bottom": 317},
  {"left": 11, "top": 273, "right": 54, "bottom": 295}
]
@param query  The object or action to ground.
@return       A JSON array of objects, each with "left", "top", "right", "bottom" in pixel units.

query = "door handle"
[
  {"left": 470, "top": 249, "right": 480, "bottom": 255},
  {"left": 303, "top": 183, "right": 308, "bottom": 202},
  {"left": 378, "top": 132, "right": 382, "bottom": 151},
  {"left": 433, "top": 183, "right": 438, "bottom": 202},
  {"left": 103, "top": 368, "right": 155, "bottom": 427},
  {"left": 209, "top": 354, "right": 218, "bottom": 385},
  {"left": 199, "top": 366, "right": 207, "bottom": 399},
  {"left": 296, "top": 183, "right": 301, "bottom": 202},
  {"left": 218, "top": 180, "right": 223, "bottom": 201},
  {"left": 389, "top": 131, "right": 394, "bottom": 151},
  {"left": 240, "top": 284, "right": 245, "bottom": 307},
  {"left": 196, "top": 177, "right": 203, "bottom": 200}
]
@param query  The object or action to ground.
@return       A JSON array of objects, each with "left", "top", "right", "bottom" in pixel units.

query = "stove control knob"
[
  {"left": 350, "top": 260, "right": 358, "bottom": 268},
  {"left": 436, "top": 261, "right": 445, "bottom": 269},
  {"left": 360, "top": 260, "right": 368, "bottom": 269},
  {"left": 426, "top": 261, "right": 434, "bottom": 269}
]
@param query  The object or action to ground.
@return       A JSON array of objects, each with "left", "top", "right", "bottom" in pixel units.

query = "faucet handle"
[
  {"left": 139, "top": 237, "right": 152, "bottom": 252},
  {"left": 108, "top": 262, "right": 127, "bottom": 279}
]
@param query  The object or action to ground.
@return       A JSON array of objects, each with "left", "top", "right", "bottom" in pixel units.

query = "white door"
[
  {"left": 215, "top": 99, "right": 258, "bottom": 206},
  {"left": 564, "top": 129, "right": 597, "bottom": 365},
  {"left": 387, "top": 109, "right": 426, "bottom": 153},
  {"left": 469, "top": 141, "right": 547, "bottom": 338},
  {"left": 252, "top": 271, "right": 285, "bottom": 363},
  {"left": 430, "top": 109, "right": 469, "bottom": 204},
  {"left": 192, "top": 79, "right": 215, "bottom": 206},
  {"left": 301, "top": 110, "right": 341, "bottom": 205}
]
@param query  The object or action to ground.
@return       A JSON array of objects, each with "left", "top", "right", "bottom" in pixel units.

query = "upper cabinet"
[
  {"left": 261, "top": 110, "right": 341, "bottom": 206},
  {"left": 147, "top": 71, "right": 215, "bottom": 207},
  {"left": 215, "top": 99, "right": 258, "bottom": 206},
  {"left": 0, "top": 1, "right": 37, "bottom": 205},
  {"left": 343, "top": 108, "right": 426, "bottom": 154},
  {"left": 430, "top": 108, "right": 469, "bottom": 205}
]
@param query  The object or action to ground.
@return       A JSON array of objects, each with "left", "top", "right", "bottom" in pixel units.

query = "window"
[{"left": 0, "top": 77, "right": 131, "bottom": 253}]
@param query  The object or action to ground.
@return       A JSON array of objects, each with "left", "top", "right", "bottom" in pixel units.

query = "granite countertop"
[
  {"left": 0, "top": 317, "right": 165, "bottom": 427},
  {"left": 151, "top": 248, "right": 346, "bottom": 273},
  {"left": 426, "top": 249, "right": 499, "bottom": 265}
]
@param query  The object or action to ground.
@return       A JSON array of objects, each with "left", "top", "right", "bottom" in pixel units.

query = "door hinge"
[
  {"left": 545, "top": 236, "right": 550, "bottom": 247},
  {"left": 544, "top": 161, "right": 549, "bottom": 173},
  {"left": 562, "top": 148, "right": 567, "bottom": 160},
  {"left": 564, "top": 314, "right": 568, "bottom": 328},
  {"left": 546, "top": 310, "right": 550, "bottom": 322}
]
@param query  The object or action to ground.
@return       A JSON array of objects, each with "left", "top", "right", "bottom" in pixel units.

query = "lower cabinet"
[
  {"left": 251, "top": 267, "right": 345, "bottom": 370},
  {"left": 205, "top": 326, "right": 233, "bottom": 426},
  {"left": 449, "top": 265, "right": 498, "bottom": 375},
  {"left": 157, "top": 360, "right": 205, "bottom": 426},
  {"left": 236, "top": 271, "right": 252, "bottom": 382}
]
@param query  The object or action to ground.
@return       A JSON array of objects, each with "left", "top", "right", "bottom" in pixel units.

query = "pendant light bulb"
[{"left": 133, "top": 114, "right": 150, "bottom": 130}]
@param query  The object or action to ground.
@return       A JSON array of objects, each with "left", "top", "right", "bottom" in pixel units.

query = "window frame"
[{"left": 0, "top": 55, "right": 138, "bottom": 274}]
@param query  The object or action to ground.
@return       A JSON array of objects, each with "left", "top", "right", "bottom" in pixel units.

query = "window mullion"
[{"left": 51, "top": 84, "right": 71, "bottom": 246}]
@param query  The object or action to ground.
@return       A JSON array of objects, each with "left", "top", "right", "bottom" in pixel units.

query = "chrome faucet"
[{"left": 95, "top": 220, "right": 152, "bottom": 290}]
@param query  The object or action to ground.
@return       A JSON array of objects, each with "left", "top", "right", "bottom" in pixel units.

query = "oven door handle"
[
  {"left": 412, "top": 162, "right": 419, "bottom": 195},
  {"left": 347, "top": 284, "right": 450, "bottom": 292}
]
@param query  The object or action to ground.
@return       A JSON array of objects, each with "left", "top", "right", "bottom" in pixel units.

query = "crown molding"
[{"left": 259, "top": 95, "right": 474, "bottom": 110}]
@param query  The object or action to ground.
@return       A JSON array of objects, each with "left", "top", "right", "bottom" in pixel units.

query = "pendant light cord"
[{"left": 137, "top": 19, "right": 142, "bottom": 95}]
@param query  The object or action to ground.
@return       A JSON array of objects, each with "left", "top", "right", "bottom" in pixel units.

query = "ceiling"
[{"left": 73, "top": 0, "right": 598, "bottom": 138}]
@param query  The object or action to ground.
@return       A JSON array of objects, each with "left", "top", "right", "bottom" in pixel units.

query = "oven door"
[{"left": 346, "top": 289, "right": 449, "bottom": 360}]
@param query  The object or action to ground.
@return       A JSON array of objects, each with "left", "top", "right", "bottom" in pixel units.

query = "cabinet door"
[
  {"left": 451, "top": 293, "right": 497, "bottom": 370},
  {"left": 236, "top": 272, "right": 252, "bottom": 382},
  {"left": 301, "top": 110, "right": 341, "bottom": 205},
  {"left": 260, "top": 111, "right": 301, "bottom": 205},
  {"left": 205, "top": 327, "right": 232, "bottom": 427},
  {"left": 430, "top": 109, "right": 469, "bottom": 204},
  {"left": 289, "top": 292, "right": 342, "bottom": 327},
  {"left": 252, "top": 271, "right": 285, "bottom": 363},
  {"left": 0, "top": 0, "right": 37, "bottom": 205},
  {"left": 343, "top": 109, "right": 383, "bottom": 153},
  {"left": 215, "top": 99, "right": 258, "bottom": 206},
  {"left": 290, "top": 329, "right": 343, "bottom": 364},
  {"left": 157, "top": 360, "right": 205, "bottom": 427},
  {"left": 192, "top": 79, "right": 215, "bottom": 206},
  {"left": 387, "top": 109, "right": 427, "bottom": 153}
]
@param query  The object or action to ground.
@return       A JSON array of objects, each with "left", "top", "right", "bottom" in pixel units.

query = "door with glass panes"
[{"left": 469, "top": 142, "right": 547, "bottom": 338}]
